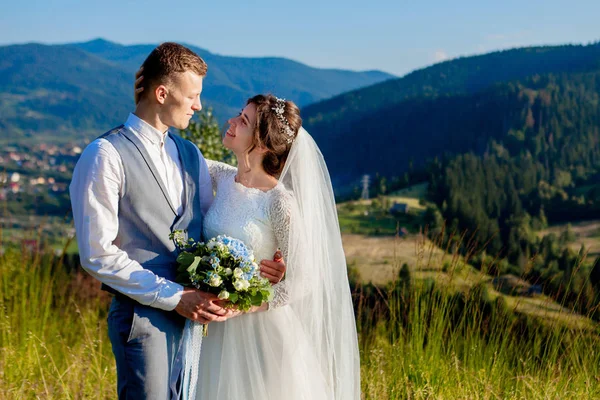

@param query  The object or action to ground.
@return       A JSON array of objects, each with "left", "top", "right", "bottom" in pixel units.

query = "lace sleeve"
[
  {"left": 266, "top": 187, "right": 293, "bottom": 310},
  {"left": 206, "top": 159, "right": 236, "bottom": 191}
]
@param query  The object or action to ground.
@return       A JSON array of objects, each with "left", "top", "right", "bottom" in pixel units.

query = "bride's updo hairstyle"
[{"left": 246, "top": 94, "right": 302, "bottom": 177}]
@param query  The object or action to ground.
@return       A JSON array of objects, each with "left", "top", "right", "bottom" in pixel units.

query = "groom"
[{"left": 69, "top": 43, "right": 286, "bottom": 399}]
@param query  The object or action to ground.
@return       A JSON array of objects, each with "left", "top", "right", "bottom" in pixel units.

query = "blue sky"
[{"left": 1, "top": 0, "right": 599, "bottom": 76}]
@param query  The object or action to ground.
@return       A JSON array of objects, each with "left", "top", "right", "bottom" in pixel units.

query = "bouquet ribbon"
[{"left": 170, "top": 320, "right": 205, "bottom": 400}]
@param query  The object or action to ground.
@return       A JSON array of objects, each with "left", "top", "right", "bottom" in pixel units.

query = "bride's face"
[{"left": 223, "top": 103, "right": 257, "bottom": 154}]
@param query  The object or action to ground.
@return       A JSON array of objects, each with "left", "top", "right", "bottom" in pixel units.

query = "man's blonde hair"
[{"left": 138, "top": 42, "right": 207, "bottom": 101}]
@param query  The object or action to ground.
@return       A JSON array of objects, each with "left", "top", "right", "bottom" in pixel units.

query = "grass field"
[
  {"left": 0, "top": 215, "right": 77, "bottom": 253},
  {"left": 343, "top": 232, "right": 596, "bottom": 331},
  {"left": 539, "top": 219, "right": 600, "bottom": 257},
  {"left": 3, "top": 184, "right": 600, "bottom": 398},
  {"left": 2, "top": 238, "right": 599, "bottom": 399},
  {"left": 388, "top": 182, "right": 429, "bottom": 211},
  {"left": 336, "top": 187, "right": 428, "bottom": 236}
]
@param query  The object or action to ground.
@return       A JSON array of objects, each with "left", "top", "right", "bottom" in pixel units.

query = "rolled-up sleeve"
[{"left": 69, "top": 139, "right": 183, "bottom": 311}]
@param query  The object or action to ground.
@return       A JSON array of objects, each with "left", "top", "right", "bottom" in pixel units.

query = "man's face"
[{"left": 161, "top": 70, "right": 203, "bottom": 130}]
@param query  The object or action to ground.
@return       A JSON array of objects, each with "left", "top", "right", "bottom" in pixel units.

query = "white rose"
[
  {"left": 209, "top": 275, "right": 223, "bottom": 287},
  {"left": 242, "top": 280, "right": 251, "bottom": 290},
  {"left": 224, "top": 268, "right": 233, "bottom": 276},
  {"left": 233, "top": 268, "right": 243, "bottom": 278},
  {"left": 233, "top": 279, "right": 247, "bottom": 291},
  {"left": 218, "top": 290, "right": 230, "bottom": 300}
]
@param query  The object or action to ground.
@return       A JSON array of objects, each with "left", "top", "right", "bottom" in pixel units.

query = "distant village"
[{"left": 0, "top": 143, "right": 82, "bottom": 200}]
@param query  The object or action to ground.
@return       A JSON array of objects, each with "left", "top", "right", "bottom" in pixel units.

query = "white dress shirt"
[{"left": 70, "top": 113, "right": 213, "bottom": 310}]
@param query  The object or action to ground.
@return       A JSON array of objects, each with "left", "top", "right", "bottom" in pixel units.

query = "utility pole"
[{"left": 361, "top": 175, "right": 370, "bottom": 200}]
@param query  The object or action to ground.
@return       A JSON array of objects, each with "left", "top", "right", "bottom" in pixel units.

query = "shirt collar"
[{"left": 124, "top": 113, "right": 169, "bottom": 145}]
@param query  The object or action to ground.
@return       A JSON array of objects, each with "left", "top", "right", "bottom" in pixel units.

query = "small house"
[{"left": 390, "top": 202, "right": 410, "bottom": 215}]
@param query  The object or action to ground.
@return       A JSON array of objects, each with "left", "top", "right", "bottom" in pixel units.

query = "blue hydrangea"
[
  {"left": 209, "top": 256, "right": 220, "bottom": 270},
  {"left": 204, "top": 271, "right": 216, "bottom": 284},
  {"left": 216, "top": 235, "right": 252, "bottom": 261}
]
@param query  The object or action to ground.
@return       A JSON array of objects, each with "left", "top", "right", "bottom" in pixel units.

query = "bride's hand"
[
  {"left": 249, "top": 304, "right": 269, "bottom": 313},
  {"left": 215, "top": 300, "right": 244, "bottom": 319},
  {"left": 214, "top": 301, "right": 268, "bottom": 316},
  {"left": 134, "top": 66, "right": 144, "bottom": 104}
]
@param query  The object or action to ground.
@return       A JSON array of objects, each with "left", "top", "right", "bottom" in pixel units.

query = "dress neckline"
[{"left": 232, "top": 173, "right": 281, "bottom": 195}]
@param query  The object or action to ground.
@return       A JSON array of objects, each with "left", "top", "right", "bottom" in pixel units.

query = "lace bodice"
[{"left": 204, "top": 160, "right": 292, "bottom": 309}]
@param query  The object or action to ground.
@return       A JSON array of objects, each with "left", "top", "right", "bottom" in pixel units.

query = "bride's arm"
[
  {"left": 222, "top": 189, "right": 292, "bottom": 315},
  {"left": 264, "top": 189, "right": 293, "bottom": 311}
]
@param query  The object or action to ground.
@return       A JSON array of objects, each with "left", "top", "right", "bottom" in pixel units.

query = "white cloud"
[{"left": 433, "top": 50, "right": 449, "bottom": 62}]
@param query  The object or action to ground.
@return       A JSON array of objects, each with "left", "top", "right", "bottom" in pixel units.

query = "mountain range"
[
  {"left": 302, "top": 42, "right": 600, "bottom": 186},
  {"left": 0, "top": 38, "right": 393, "bottom": 142},
  {"left": 4, "top": 38, "right": 600, "bottom": 195}
]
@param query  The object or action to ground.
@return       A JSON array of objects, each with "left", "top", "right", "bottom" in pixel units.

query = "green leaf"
[
  {"left": 187, "top": 256, "right": 202, "bottom": 274},
  {"left": 176, "top": 252, "right": 195, "bottom": 267},
  {"left": 251, "top": 293, "right": 263, "bottom": 306},
  {"left": 228, "top": 293, "right": 239, "bottom": 303},
  {"left": 175, "top": 273, "right": 191, "bottom": 284}
]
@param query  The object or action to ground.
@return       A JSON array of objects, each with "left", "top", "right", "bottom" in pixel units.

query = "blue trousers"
[{"left": 107, "top": 296, "right": 185, "bottom": 400}]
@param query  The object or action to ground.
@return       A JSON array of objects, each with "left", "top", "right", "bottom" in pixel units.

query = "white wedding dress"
[
  {"left": 196, "top": 160, "right": 330, "bottom": 400},
  {"left": 187, "top": 128, "right": 360, "bottom": 400}
]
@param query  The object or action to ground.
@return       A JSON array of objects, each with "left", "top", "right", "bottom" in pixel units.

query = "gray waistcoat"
[{"left": 100, "top": 125, "right": 203, "bottom": 290}]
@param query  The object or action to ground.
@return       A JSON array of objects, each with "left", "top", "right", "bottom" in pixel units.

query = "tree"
[
  {"left": 423, "top": 205, "right": 444, "bottom": 235},
  {"left": 179, "top": 108, "right": 235, "bottom": 165},
  {"left": 378, "top": 176, "right": 388, "bottom": 195},
  {"left": 397, "top": 263, "right": 412, "bottom": 290}
]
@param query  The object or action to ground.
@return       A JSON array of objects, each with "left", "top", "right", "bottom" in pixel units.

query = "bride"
[{"left": 195, "top": 94, "right": 360, "bottom": 400}]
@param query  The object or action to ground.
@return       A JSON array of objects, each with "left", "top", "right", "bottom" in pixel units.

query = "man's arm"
[
  {"left": 71, "top": 140, "right": 229, "bottom": 322},
  {"left": 70, "top": 139, "right": 185, "bottom": 310}
]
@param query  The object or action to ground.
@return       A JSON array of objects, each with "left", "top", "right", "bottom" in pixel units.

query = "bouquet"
[{"left": 170, "top": 230, "right": 273, "bottom": 333}]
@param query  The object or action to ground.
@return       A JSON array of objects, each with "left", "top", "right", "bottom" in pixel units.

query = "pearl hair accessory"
[{"left": 271, "top": 97, "right": 295, "bottom": 143}]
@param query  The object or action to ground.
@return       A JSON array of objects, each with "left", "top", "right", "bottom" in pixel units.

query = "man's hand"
[
  {"left": 174, "top": 288, "right": 233, "bottom": 323},
  {"left": 134, "top": 66, "right": 144, "bottom": 104},
  {"left": 260, "top": 250, "right": 286, "bottom": 284}
]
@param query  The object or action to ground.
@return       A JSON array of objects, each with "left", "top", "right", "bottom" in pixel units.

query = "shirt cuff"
[{"left": 151, "top": 281, "right": 185, "bottom": 311}]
